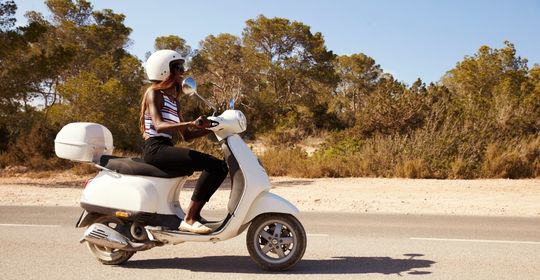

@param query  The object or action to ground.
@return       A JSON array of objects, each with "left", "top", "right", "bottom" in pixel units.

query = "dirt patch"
[{"left": 0, "top": 174, "right": 539, "bottom": 217}]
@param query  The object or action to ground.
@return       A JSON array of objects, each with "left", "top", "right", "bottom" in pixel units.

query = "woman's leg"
[
  {"left": 190, "top": 151, "right": 229, "bottom": 202},
  {"left": 146, "top": 145, "right": 228, "bottom": 224},
  {"left": 185, "top": 150, "right": 228, "bottom": 223}
]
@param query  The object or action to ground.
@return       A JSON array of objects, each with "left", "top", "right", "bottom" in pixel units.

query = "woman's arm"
[
  {"left": 177, "top": 106, "right": 212, "bottom": 141},
  {"left": 183, "top": 125, "right": 212, "bottom": 141}
]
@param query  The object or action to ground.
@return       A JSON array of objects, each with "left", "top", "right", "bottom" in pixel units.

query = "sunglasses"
[{"left": 171, "top": 63, "right": 185, "bottom": 73}]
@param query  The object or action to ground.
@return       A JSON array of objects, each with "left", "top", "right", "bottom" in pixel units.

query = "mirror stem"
[{"left": 194, "top": 92, "right": 217, "bottom": 116}]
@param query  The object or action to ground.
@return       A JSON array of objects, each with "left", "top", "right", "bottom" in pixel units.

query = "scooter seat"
[{"left": 99, "top": 155, "right": 194, "bottom": 178}]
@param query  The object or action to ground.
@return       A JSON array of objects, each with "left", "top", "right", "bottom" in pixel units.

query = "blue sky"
[{"left": 14, "top": 0, "right": 540, "bottom": 85}]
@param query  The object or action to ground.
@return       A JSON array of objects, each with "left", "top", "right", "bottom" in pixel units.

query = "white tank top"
[{"left": 144, "top": 92, "right": 180, "bottom": 138}]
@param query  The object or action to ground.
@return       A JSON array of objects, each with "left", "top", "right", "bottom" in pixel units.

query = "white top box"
[{"left": 54, "top": 122, "right": 114, "bottom": 163}]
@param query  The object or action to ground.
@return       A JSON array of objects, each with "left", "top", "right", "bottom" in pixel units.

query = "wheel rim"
[
  {"left": 86, "top": 216, "right": 129, "bottom": 262},
  {"left": 252, "top": 218, "right": 298, "bottom": 264}
]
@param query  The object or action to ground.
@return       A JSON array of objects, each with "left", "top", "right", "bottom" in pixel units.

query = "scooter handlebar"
[{"left": 195, "top": 117, "right": 219, "bottom": 128}]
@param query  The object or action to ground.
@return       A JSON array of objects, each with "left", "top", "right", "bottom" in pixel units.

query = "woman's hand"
[
  {"left": 191, "top": 116, "right": 211, "bottom": 129},
  {"left": 183, "top": 116, "right": 212, "bottom": 141}
]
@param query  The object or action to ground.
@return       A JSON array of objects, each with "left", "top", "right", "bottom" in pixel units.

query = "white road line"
[
  {"left": 0, "top": 224, "right": 61, "bottom": 228},
  {"left": 239, "top": 232, "right": 328, "bottom": 237},
  {"left": 411, "top": 237, "right": 540, "bottom": 245}
]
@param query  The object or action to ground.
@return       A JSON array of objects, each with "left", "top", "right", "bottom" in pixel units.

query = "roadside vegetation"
[{"left": 1, "top": 0, "right": 539, "bottom": 179}]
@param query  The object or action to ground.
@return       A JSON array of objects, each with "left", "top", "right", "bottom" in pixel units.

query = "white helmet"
[{"left": 145, "top": 50, "right": 185, "bottom": 81}]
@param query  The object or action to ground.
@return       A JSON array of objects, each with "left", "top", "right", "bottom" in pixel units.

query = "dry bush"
[
  {"left": 481, "top": 139, "right": 538, "bottom": 179},
  {"left": 257, "top": 128, "right": 540, "bottom": 179},
  {"left": 259, "top": 147, "right": 308, "bottom": 176},
  {"left": 0, "top": 152, "right": 12, "bottom": 170},
  {"left": 450, "top": 156, "right": 477, "bottom": 179},
  {"left": 70, "top": 163, "right": 99, "bottom": 176},
  {"left": 395, "top": 159, "right": 428, "bottom": 178},
  {"left": 260, "top": 128, "right": 307, "bottom": 148}
]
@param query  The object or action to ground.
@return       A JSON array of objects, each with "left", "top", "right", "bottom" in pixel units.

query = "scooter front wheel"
[
  {"left": 86, "top": 215, "right": 135, "bottom": 265},
  {"left": 246, "top": 213, "right": 306, "bottom": 271}
]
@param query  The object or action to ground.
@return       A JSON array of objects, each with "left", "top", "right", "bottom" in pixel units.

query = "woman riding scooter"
[
  {"left": 56, "top": 68, "right": 307, "bottom": 269},
  {"left": 140, "top": 49, "right": 228, "bottom": 234}
]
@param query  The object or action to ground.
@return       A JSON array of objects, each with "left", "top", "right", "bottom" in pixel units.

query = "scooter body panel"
[
  {"left": 211, "top": 135, "right": 272, "bottom": 239},
  {"left": 81, "top": 171, "right": 186, "bottom": 216},
  {"left": 242, "top": 191, "right": 299, "bottom": 225},
  {"left": 226, "top": 134, "right": 271, "bottom": 192}
]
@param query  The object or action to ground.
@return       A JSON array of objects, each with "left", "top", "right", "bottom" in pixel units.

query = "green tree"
[
  {"left": 242, "top": 15, "right": 338, "bottom": 133},
  {"left": 3, "top": 0, "right": 144, "bottom": 159},
  {"left": 38, "top": 0, "right": 143, "bottom": 150},
  {"left": 191, "top": 33, "right": 244, "bottom": 111},
  {"left": 22, "top": 0, "right": 132, "bottom": 111},
  {"left": 0, "top": 0, "right": 55, "bottom": 153},
  {"left": 0, "top": 0, "right": 15, "bottom": 31},
  {"left": 355, "top": 75, "right": 425, "bottom": 136},
  {"left": 0, "top": 0, "right": 16, "bottom": 151},
  {"left": 442, "top": 41, "right": 532, "bottom": 136},
  {"left": 152, "top": 35, "right": 192, "bottom": 58},
  {"left": 332, "top": 53, "right": 383, "bottom": 126}
]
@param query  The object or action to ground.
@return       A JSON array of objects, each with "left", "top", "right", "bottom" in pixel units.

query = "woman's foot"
[
  {"left": 179, "top": 220, "right": 212, "bottom": 234},
  {"left": 181, "top": 200, "right": 212, "bottom": 233}
]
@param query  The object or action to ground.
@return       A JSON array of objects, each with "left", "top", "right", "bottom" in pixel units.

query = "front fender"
[{"left": 242, "top": 191, "right": 299, "bottom": 225}]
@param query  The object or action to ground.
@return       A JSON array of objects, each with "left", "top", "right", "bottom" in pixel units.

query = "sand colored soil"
[{"left": 1, "top": 172, "right": 539, "bottom": 217}]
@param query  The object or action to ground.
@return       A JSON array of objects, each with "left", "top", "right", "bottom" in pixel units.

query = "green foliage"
[
  {"left": 0, "top": 3, "right": 537, "bottom": 179},
  {"left": 0, "top": 0, "right": 143, "bottom": 169},
  {"left": 0, "top": 0, "right": 16, "bottom": 31},
  {"left": 262, "top": 43, "right": 540, "bottom": 179},
  {"left": 191, "top": 33, "right": 244, "bottom": 112},
  {"left": 332, "top": 53, "right": 383, "bottom": 126},
  {"left": 241, "top": 15, "right": 338, "bottom": 135},
  {"left": 153, "top": 35, "right": 192, "bottom": 57}
]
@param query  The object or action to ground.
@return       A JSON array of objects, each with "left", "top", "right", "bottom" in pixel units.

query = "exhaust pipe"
[{"left": 81, "top": 223, "right": 154, "bottom": 251}]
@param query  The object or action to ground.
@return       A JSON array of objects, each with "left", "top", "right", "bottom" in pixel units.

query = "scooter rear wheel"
[
  {"left": 246, "top": 213, "right": 306, "bottom": 271},
  {"left": 86, "top": 215, "right": 135, "bottom": 265}
]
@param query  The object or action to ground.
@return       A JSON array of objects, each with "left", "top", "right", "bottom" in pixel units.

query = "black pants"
[{"left": 143, "top": 137, "right": 228, "bottom": 202}]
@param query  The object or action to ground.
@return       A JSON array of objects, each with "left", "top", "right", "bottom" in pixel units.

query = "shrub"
[
  {"left": 450, "top": 156, "right": 477, "bottom": 179},
  {"left": 71, "top": 162, "right": 98, "bottom": 176},
  {"left": 396, "top": 159, "right": 428, "bottom": 178},
  {"left": 259, "top": 147, "right": 308, "bottom": 176},
  {"left": 260, "top": 127, "right": 308, "bottom": 148},
  {"left": 481, "top": 140, "right": 538, "bottom": 179}
]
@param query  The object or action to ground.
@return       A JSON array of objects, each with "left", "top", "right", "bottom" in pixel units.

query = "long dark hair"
[{"left": 139, "top": 73, "right": 180, "bottom": 136}]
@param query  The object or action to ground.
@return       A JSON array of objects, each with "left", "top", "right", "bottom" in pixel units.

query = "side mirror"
[
  {"left": 182, "top": 77, "right": 197, "bottom": 95},
  {"left": 181, "top": 77, "right": 218, "bottom": 116}
]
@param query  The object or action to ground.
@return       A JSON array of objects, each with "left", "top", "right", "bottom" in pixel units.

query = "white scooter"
[{"left": 54, "top": 77, "right": 306, "bottom": 271}]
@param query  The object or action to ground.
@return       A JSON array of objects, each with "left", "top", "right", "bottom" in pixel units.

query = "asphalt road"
[{"left": 1, "top": 206, "right": 539, "bottom": 280}]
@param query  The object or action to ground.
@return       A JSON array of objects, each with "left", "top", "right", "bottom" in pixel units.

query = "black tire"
[
  {"left": 246, "top": 213, "right": 307, "bottom": 271},
  {"left": 85, "top": 215, "right": 135, "bottom": 265}
]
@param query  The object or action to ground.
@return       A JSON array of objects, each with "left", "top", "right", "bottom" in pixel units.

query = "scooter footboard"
[{"left": 242, "top": 192, "right": 299, "bottom": 224}]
